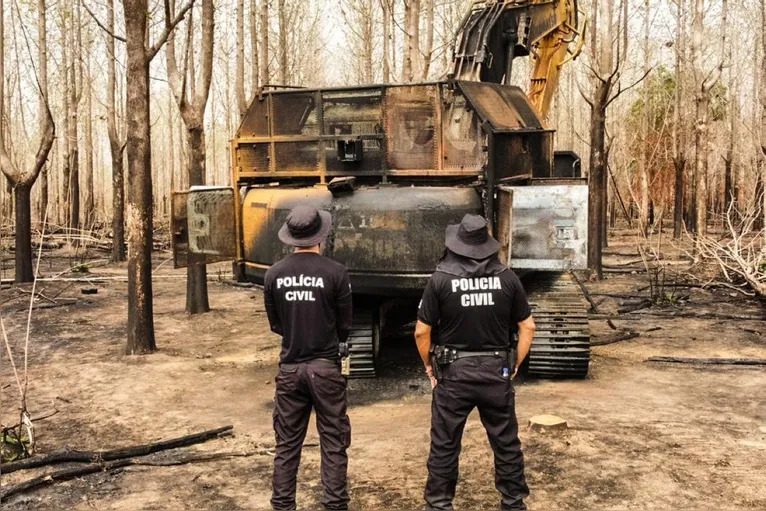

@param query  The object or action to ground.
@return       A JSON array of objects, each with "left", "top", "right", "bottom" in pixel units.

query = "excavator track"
[
  {"left": 525, "top": 273, "right": 590, "bottom": 378},
  {"left": 347, "top": 309, "right": 380, "bottom": 378}
]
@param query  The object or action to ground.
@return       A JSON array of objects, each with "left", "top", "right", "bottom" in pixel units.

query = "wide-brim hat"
[
  {"left": 444, "top": 214, "right": 501, "bottom": 260},
  {"left": 278, "top": 205, "right": 333, "bottom": 247}
]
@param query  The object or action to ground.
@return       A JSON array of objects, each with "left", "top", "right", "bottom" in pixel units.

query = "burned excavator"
[{"left": 172, "top": 0, "right": 591, "bottom": 378}]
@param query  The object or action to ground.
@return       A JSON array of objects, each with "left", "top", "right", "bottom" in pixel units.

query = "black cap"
[
  {"left": 444, "top": 214, "right": 501, "bottom": 260},
  {"left": 277, "top": 205, "right": 333, "bottom": 247}
]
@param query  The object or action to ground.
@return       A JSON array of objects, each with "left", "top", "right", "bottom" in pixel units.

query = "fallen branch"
[
  {"left": 617, "top": 300, "right": 652, "bottom": 314},
  {"left": 571, "top": 272, "right": 599, "bottom": 312},
  {"left": 628, "top": 310, "right": 764, "bottom": 321},
  {"left": 14, "top": 298, "right": 78, "bottom": 312},
  {"left": 646, "top": 357, "right": 766, "bottom": 366},
  {"left": 571, "top": 272, "right": 617, "bottom": 330},
  {"left": 1, "top": 409, "right": 59, "bottom": 435},
  {"left": 590, "top": 292, "right": 652, "bottom": 299},
  {"left": 591, "top": 330, "right": 640, "bottom": 346},
  {"left": 0, "top": 450, "right": 257, "bottom": 500},
  {"left": 603, "top": 267, "right": 646, "bottom": 274},
  {"left": 0, "top": 425, "right": 233, "bottom": 474}
]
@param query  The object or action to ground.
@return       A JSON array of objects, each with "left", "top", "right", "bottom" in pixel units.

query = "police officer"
[
  {"left": 264, "top": 205, "right": 353, "bottom": 511},
  {"left": 414, "top": 214, "right": 536, "bottom": 511}
]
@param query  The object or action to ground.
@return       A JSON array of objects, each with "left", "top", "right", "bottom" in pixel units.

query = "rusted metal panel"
[
  {"left": 236, "top": 142, "right": 270, "bottom": 173},
  {"left": 506, "top": 183, "right": 588, "bottom": 270},
  {"left": 242, "top": 187, "right": 334, "bottom": 264},
  {"left": 172, "top": 187, "right": 237, "bottom": 268},
  {"left": 237, "top": 96, "right": 269, "bottom": 137},
  {"left": 457, "top": 81, "right": 544, "bottom": 131},
  {"left": 272, "top": 93, "right": 318, "bottom": 136},
  {"left": 330, "top": 187, "right": 481, "bottom": 273},
  {"left": 496, "top": 186, "right": 513, "bottom": 263},
  {"left": 241, "top": 186, "right": 482, "bottom": 278},
  {"left": 441, "top": 86, "right": 484, "bottom": 171},
  {"left": 384, "top": 85, "right": 439, "bottom": 170},
  {"left": 232, "top": 81, "right": 554, "bottom": 181},
  {"left": 493, "top": 130, "right": 553, "bottom": 179}
]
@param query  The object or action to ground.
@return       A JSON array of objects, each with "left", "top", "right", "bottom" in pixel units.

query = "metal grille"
[
  {"left": 442, "top": 89, "right": 483, "bottom": 170},
  {"left": 275, "top": 141, "right": 319, "bottom": 173},
  {"left": 325, "top": 139, "right": 384, "bottom": 173},
  {"left": 237, "top": 143, "right": 270, "bottom": 172},
  {"left": 272, "top": 93, "right": 318, "bottom": 136},
  {"left": 322, "top": 90, "right": 383, "bottom": 135},
  {"left": 384, "top": 85, "right": 438, "bottom": 170},
  {"left": 238, "top": 97, "right": 269, "bottom": 137}
]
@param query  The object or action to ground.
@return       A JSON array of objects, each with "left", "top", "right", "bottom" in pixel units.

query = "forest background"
[{"left": 0, "top": 0, "right": 764, "bottom": 305}]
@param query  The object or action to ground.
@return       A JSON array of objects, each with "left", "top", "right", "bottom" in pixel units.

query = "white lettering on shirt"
[
  {"left": 450, "top": 276, "right": 501, "bottom": 293},
  {"left": 285, "top": 290, "right": 316, "bottom": 302},
  {"left": 450, "top": 277, "right": 500, "bottom": 307},
  {"left": 460, "top": 292, "right": 495, "bottom": 307},
  {"left": 276, "top": 274, "right": 325, "bottom": 289},
  {"left": 275, "top": 274, "right": 325, "bottom": 302}
]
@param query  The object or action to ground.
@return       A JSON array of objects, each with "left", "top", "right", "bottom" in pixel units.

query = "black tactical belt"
[
  {"left": 454, "top": 350, "right": 506, "bottom": 358},
  {"left": 433, "top": 345, "right": 508, "bottom": 365}
]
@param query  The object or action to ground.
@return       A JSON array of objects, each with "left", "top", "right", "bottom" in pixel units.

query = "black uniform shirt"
[
  {"left": 417, "top": 267, "right": 531, "bottom": 351},
  {"left": 264, "top": 252, "right": 353, "bottom": 364}
]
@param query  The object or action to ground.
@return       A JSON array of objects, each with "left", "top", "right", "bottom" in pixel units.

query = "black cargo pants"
[
  {"left": 271, "top": 359, "right": 351, "bottom": 510},
  {"left": 425, "top": 356, "right": 529, "bottom": 510}
]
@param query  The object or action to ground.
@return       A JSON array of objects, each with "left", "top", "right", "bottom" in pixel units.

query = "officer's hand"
[
  {"left": 511, "top": 365, "right": 519, "bottom": 380},
  {"left": 425, "top": 365, "right": 438, "bottom": 389}
]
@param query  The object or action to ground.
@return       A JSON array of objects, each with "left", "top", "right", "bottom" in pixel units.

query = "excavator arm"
[{"left": 451, "top": 0, "right": 584, "bottom": 119}]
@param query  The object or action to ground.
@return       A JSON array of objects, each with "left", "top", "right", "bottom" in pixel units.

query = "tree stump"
[{"left": 528, "top": 415, "right": 568, "bottom": 432}]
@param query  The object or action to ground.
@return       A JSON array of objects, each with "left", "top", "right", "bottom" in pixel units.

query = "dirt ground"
[{"left": 1, "top": 232, "right": 765, "bottom": 510}]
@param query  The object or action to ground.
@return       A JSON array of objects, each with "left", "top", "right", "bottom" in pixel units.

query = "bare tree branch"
[
  {"left": 148, "top": 0, "right": 196, "bottom": 61},
  {"left": 82, "top": 1, "right": 127, "bottom": 43},
  {"left": 605, "top": 66, "right": 653, "bottom": 108}
]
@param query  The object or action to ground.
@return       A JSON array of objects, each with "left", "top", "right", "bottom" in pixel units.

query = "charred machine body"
[{"left": 172, "top": 0, "right": 591, "bottom": 378}]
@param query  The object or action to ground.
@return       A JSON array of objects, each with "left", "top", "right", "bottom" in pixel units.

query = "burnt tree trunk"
[
  {"left": 107, "top": 0, "right": 126, "bottom": 262},
  {"left": 671, "top": 0, "right": 686, "bottom": 240},
  {"left": 40, "top": 167, "right": 48, "bottom": 222},
  {"left": 166, "top": 0, "right": 214, "bottom": 315},
  {"left": 260, "top": 0, "right": 269, "bottom": 85},
  {"left": 587, "top": 81, "right": 609, "bottom": 279},
  {"left": 381, "top": 0, "right": 390, "bottom": 82},
  {"left": 278, "top": 0, "right": 287, "bottom": 84},
  {"left": 68, "top": 0, "right": 82, "bottom": 235},
  {"left": 236, "top": 0, "right": 247, "bottom": 117},
  {"left": 673, "top": 158, "right": 685, "bottom": 238},
  {"left": 403, "top": 0, "right": 421, "bottom": 81},
  {"left": 14, "top": 185, "right": 34, "bottom": 283},
  {"left": 755, "top": 165, "right": 764, "bottom": 230},
  {"left": 124, "top": 0, "right": 156, "bottom": 354},
  {"left": 724, "top": 156, "right": 733, "bottom": 213},
  {"left": 185, "top": 126, "right": 210, "bottom": 314},
  {"left": 250, "top": 0, "right": 259, "bottom": 91},
  {"left": 760, "top": 0, "right": 766, "bottom": 231},
  {"left": 0, "top": 0, "right": 55, "bottom": 283},
  {"left": 421, "top": 0, "right": 434, "bottom": 80},
  {"left": 38, "top": 0, "right": 48, "bottom": 224},
  {"left": 112, "top": 149, "right": 126, "bottom": 261},
  {"left": 84, "top": 50, "right": 94, "bottom": 228},
  {"left": 693, "top": 92, "right": 708, "bottom": 236}
]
